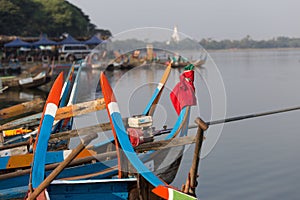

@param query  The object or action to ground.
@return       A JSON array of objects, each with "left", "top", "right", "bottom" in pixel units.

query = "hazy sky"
[{"left": 68, "top": 0, "right": 300, "bottom": 40}]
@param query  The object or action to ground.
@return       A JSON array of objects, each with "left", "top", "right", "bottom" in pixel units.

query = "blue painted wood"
[
  {"left": 48, "top": 179, "right": 136, "bottom": 200},
  {"left": 110, "top": 111, "right": 165, "bottom": 187},
  {"left": 0, "top": 156, "right": 9, "bottom": 170},
  {"left": 142, "top": 86, "right": 161, "bottom": 115},
  {"left": 142, "top": 63, "right": 171, "bottom": 115},
  {"left": 32, "top": 114, "right": 57, "bottom": 188},
  {"left": 0, "top": 185, "right": 28, "bottom": 200},
  {"left": 31, "top": 72, "right": 63, "bottom": 189},
  {"left": 53, "top": 65, "right": 75, "bottom": 133},
  {"left": 60, "top": 65, "right": 75, "bottom": 108},
  {"left": 165, "top": 107, "right": 188, "bottom": 140},
  {"left": 0, "top": 159, "right": 118, "bottom": 191},
  {"left": 62, "top": 64, "right": 82, "bottom": 130}
]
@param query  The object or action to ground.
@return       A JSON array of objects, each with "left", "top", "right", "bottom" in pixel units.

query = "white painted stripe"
[
  {"left": 60, "top": 82, "right": 67, "bottom": 98},
  {"left": 108, "top": 102, "right": 120, "bottom": 114},
  {"left": 67, "top": 82, "right": 77, "bottom": 105},
  {"left": 157, "top": 82, "right": 163, "bottom": 90},
  {"left": 63, "top": 150, "right": 72, "bottom": 159},
  {"left": 168, "top": 188, "right": 174, "bottom": 200},
  {"left": 44, "top": 103, "right": 58, "bottom": 117},
  {"left": 52, "top": 178, "right": 137, "bottom": 184},
  {"left": 23, "top": 129, "right": 38, "bottom": 138}
]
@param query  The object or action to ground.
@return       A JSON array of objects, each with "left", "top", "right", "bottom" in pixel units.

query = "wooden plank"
[
  {"left": 134, "top": 135, "right": 196, "bottom": 153},
  {"left": 0, "top": 98, "right": 106, "bottom": 131},
  {"left": 0, "top": 98, "right": 45, "bottom": 120},
  {"left": 0, "top": 148, "right": 95, "bottom": 170},
  {"left": 54, "top": 97, "right": 106, "bottom": 120}
]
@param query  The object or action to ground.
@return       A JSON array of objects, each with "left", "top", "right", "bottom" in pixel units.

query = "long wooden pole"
[
  {"left": 156, "top": 105, "right": 300, "bottom": 135},
  {"left": 3, "top": 105, "right": 300, "bottom": 151},
  {"left": 27, "top": 133, "right": 97, "bottom": 200},
  {"left": 208, "top": 106, "right": 300, "bottom": 125},
  {"left": 183, "top": 118, "right": 208, "bottom": 196}
]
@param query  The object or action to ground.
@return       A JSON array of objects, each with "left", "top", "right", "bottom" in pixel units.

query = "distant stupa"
[{"left": 171, "top": 25, "right": 180, "bottom": 43}]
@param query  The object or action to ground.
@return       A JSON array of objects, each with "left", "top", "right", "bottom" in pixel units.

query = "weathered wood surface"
[
  {"left": 0, "top": 98, "right": 45, "bottom": 120},
  {"left": 183, "top": 117, "right": 206, "bottom": 196},
  {"left": 0, "top": 98, "right": 106, "bottom": 131},
  {"left": 134, "top": 135, "right": 196, "bottom": 152},
  {"left": 55, "top": 97, "right": 105, "bottom": 120}
]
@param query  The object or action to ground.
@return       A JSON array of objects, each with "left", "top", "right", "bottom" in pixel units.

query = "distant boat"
[{"left": 0, "top": 68, "right": 53, "bottom": 89}]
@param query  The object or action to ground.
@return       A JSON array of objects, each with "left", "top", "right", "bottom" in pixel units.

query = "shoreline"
[{"left": 206, "top": 47, "right": 300, "bottom": 52}]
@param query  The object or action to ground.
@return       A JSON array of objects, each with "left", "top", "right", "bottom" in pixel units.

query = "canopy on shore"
[
  {"left": 33, "top": 35, "right": 57, "bottom": 46},
  {"left": 4, "top": 38, "right": 32, "bottom": 47},
  {"left": 59, "top": 35, "right": 81, "bottom": 45},
  {"left": 83, "top": 35, "right": 103, "bottom": 45}
]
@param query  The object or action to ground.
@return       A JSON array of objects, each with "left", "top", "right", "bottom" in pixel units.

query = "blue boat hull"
[{"left": 48, "top": 179, "right": 137, "bottom": 200}]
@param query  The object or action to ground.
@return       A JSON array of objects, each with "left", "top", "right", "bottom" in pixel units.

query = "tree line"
[
  {"left": 200, "top": 35, "right": 300, "bottom": 50},
  {"left": 0, "top": 0, "right": 111, "bottom": 38}
]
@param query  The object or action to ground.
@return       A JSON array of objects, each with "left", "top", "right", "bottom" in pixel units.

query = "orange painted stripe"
[
  {"left": 152, "top": 185, "right": 169, "bottom": 199},
  {"left": 34, "top": 72, "right": 64, "bottom": 150},
  {"left": 100, "top": 72, "right": 122, "bottom": 178},
  {"left": 7, "top": 154, "right": 33, "bottom": 169}
]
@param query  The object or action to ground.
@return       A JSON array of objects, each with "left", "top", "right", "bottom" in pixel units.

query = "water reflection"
[{"left": 0, "top": 88, "right": 48, "bottom": 109}]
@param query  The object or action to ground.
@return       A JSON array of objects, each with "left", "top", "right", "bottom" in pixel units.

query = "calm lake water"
[
  {"left": 186, "top": 49, "right": 300, "bottom": 200},
  {"left": 2, "top": 48, "right": 300, "bottom": 199}
]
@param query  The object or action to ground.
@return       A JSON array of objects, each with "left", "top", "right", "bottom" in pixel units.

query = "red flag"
[{"left": 170, "top": 68, "right": 197, "bottom": 115}]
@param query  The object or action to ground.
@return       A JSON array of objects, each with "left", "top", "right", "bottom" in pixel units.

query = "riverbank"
[{"left": 207, "top": 47, "right": 300, "bottom": 53}]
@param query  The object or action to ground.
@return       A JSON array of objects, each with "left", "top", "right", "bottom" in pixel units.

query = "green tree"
[{"left": 0, "top": 0, "right": 99, "bottom": 37}]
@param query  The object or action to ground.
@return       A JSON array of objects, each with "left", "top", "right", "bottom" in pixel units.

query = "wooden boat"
[
  {"left": 170, "top": 58, "right": 206, "bottom": 68},
  {"left": 0, "top": 64, "right": 198, "bottom": 199},
  {"left": 0, "top": 67, "right": 53, "bottom": 89},
  {"left": 106, "top": 47, "right": 207, "bottom": 70},
  {"left": 0, "top": 63, "right": 171, "bottom": 161},
  {"left": 100, "top": 72, "right": 196, "bottom": 199},
  {"left": 17, "top": 70, "right": 196, "bottom": 200},
  {"left": 0, "top": 65, "right": 78, "bottom": 147},
  {"left": 0, "top": 62, "right": 170, "bottom": 147}
]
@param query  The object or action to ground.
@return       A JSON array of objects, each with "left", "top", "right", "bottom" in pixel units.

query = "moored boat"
[
  {"left": 0, "top": 64, "right": 201, "bottom": 199},
  {"left": 0, "top": 68, "right": 53, "bottom": 89}
]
